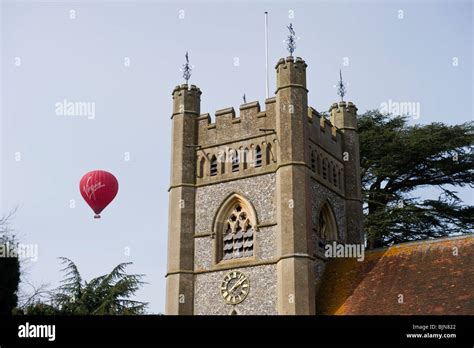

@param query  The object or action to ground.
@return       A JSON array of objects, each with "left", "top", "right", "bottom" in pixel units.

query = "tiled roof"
[{"left": 316, "top": 235, "right": 474, "bottom": 315}]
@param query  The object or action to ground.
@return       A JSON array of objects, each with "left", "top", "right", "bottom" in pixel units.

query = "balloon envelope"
[{"left": 80, "top": 170, "right": 119, "bottom": 218}]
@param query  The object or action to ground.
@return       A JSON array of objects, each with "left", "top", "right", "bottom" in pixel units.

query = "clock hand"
[{"left": 229, "top": 277, "right": 246, "bottom": 293}]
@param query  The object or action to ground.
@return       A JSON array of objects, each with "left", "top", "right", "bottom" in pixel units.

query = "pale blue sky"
[{"left": 1, "top": 0, "right": 472, "bottom": 313}]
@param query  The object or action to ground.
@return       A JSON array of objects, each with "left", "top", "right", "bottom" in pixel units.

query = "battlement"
[
  {"left": 329, "top": 101, "right": 358, "bottom": 130},
  {"left": 275, "top": 56, "right": 308, "bottom": 92},
  {"left": 172, "top": 84, "right": 202, "bottom": 117},
  {"left": 197, "top": 98, "right": 277, "bottom": 147},
  {"left": 275, "top": 56, "right": 307, "bottom": 69},
  {"left": 170, "top": 56, "right": 359, "bottom": 184},
  {"left": 307, "top": 106, "right": 344, "bottom": 160},
  {"left": 329, "top": 101, "right": 358, "bottom": 114},
  {"left": 196, "top": 99, "right": 348, "bottom": 162},
  {"left": 172, "top": 83, "right": 202, "bottom": 94}
]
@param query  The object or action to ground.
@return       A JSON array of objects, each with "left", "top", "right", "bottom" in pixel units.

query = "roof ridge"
[{"left": 367, "top": 234, "right": 474, "bottom": 254}]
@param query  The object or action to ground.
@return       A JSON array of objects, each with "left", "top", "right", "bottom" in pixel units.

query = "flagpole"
[{"left": 264, "top": 11, "right": 269, "bottom": 99}]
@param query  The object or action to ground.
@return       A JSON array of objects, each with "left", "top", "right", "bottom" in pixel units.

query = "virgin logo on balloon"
[
  {"left": 83, "top": 176, "right": 106, "bottom": 200},
  {"left": 80, "top": 170, "right": 119, "bottom": 219}
]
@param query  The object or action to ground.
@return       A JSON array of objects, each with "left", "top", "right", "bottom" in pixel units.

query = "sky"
[{"left": 1, "top": 0, "right": 472, "bottom": 314}]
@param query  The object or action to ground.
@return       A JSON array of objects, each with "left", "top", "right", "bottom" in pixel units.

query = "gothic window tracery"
[{"left": 222, "top": 203, "right": 254, "bottom": 260}]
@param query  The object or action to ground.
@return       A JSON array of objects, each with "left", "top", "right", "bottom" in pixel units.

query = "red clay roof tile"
[{"left": 316, "top": 235, "right": 474, "bottom": 315}]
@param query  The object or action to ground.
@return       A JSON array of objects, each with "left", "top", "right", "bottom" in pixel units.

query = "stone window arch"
[
  {"left": 255, "top": 145, "right": 262, "bottom": 167},
  {"left": 310, "top": 149, "right": 316, "bottom": 172},
  {"left": 265, "top": 143, "right": 273, "bottom": 165},
  {"left": 338, "top": 169, "right": 343, "bottom": 189},
  {"left": 243, "top": 147, "right": 249, "bottom": 170},
  {"left": 328, "top": 161, "right": 334, "bottom": 183},
  {"left": 318, "top": 201, "right": 338, "bottom": 246},
  {"left": 322, "top": 158, "right": 328, "bottom": 180},
  {"left": 231, "top": 149, "right": 240, "bottom": 172},
  {"left": 220, "top": 151, "right": 226, "bottom": 175},
  {"left": 210, "top": 155, "right": 218, "bottom": 176},
  {"left": 213, "top": 194, "right": 257, "bottom": 262},
  {"left": 198, "top": 156, "right": 206, "bottom": 178}
]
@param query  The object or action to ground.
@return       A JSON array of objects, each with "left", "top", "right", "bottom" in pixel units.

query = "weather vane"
[
  {"left": 285, "top": 23, "right": 296, "bottom": 56},
  {"left": 337, "top": 69, "right": 346, "bottom": 101},
  {"left": 243, "top": 93, "right": 247, "bottom": 103},
  {"left": 181, "top": 51, "right": 192, "bottom": 84}
]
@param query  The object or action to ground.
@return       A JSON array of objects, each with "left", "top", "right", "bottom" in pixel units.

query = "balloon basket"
[{"left": 94, "top": 214, "right": 101, "bottom": 219}]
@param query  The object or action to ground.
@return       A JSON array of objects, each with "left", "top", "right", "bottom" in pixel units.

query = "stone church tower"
[{"left": 166, "top": 56, "right": 364, "bottom": 315}]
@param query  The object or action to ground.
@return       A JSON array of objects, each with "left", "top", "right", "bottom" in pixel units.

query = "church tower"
[{"left": 165, "top": 56, "right": 363, "bottom": 315}]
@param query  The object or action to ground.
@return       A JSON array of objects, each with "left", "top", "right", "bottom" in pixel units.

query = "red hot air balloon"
[{"left": 80, "top": 170, "right": 119, "bottom": 218}]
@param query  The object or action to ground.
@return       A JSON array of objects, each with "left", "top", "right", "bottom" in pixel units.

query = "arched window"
[
  {"left": 231, "top": 149, "right": 240, "bottom": 172},
  {"left": 265, "top": 143, "right": 273, "bottom": 165},
  {"left": 310, "top": 150, "right": 316, "bottom": 172},
  {"left": 198, "top": 157, "right": 206, "bottom": 178},
  {"left": 322, "top": 158, "right": 328, "bottom": 180},
  {"left": 332, "top": 166, "right": 337, "bottom": 187},
  {"left": 328, "top": 162, "right": 333, "bottom": 183},
  {"left": 338, "top": 169, "right": 343, "bottom": 189},
  {"left": 214, "top": 194, "right": 256, "bottom": 262},
  {"left": 219, "top": 151, "right": 226, "bottom": 175},
  {"left": 210, "top": 155, "right": 218, "bottom": 176},
  {"left": 317, "top": 155, "right": 322, "bottom": 175},
  {"left": 223, "top": 203, "right": 253, "bottom": 259},
  {"left": 255, "top": 146, "right": 262, "bottom": 167},
  {"left": 318, "top": 202, "right": 338, "bottom": 249},
  {"left": 243, "top": 148, "right": 249, "bottom": 170}
]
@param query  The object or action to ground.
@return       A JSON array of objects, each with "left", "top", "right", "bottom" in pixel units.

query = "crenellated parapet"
[
  {"left": 197, "top": 98, "right": 277, "bottom": 148},
  {"left": 191, "top": 97, "right": 355, "bottom": 195},
  {"left": 306, "top": 106, "right": 343, "bottom": 160},
  {"left": 275, "top": 56, "right": 308, "bottom": 93},
  {"left": 172, "top": 84, "right": 202, "bottom": 117},
  {"left": 169, "top": 57, "right": 361, "bottom": 207},
  {"left": 329, "top": 101, "right": 358, "bottom": 130},
  {"left": 306, "top": 107, "right": 345, "bottom": 195}
]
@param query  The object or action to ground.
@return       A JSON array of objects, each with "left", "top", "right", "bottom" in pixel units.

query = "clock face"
[{"left": 220, "top": 271, "right": 250, "bottom": 305}]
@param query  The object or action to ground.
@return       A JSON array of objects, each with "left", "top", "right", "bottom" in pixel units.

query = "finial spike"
[
  {"left": 285, "top": 23, "right": 297, "bottom": 56},
  {"left": 182, "top": 51, "right": 192, "bottom": 84},
  {"left": 337, "top": 69, "right": 346, "bottom": 101}
]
